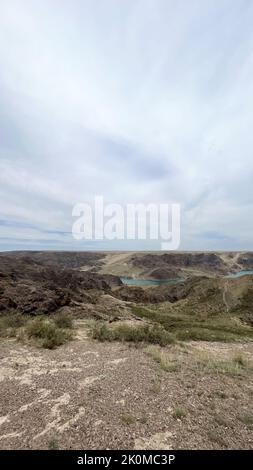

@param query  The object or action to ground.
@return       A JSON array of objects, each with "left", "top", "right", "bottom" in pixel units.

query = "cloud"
[{"left": 0, "top": 0, "right": 253, "bottom": 250}]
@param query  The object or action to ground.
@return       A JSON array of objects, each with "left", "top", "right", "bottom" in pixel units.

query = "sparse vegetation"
[
  {"left": 139, "top": 414, "right": 148, "bottom": 424},
  {"left": 120, "top": 412, "right": 136, "bottom": 425},
  {"left": 238, "top": 413, "right": 253, "bottom": 430},
  {"left": 91, "top": 322, "right": 115, "bottom": 342},
  {"left": 131, "top": 303, "right": 253, "bottom": 343},
  {"left": 214, "top": 390, "right": 228, "bottom": 399},
  {"left": 0, "top": 314, "right": 26, "bottom": 337},
  {"left": 207, "top": 430, "right": 226, "bottom": 447},
  {"left": 0, "top": 313, "right": 73, "bottom": 349},
  {"left": 26, "top": 317, "right": 72, "bottom": 349},
  {"left": 53, "top": 311, "right": 73, "bottom": 329},
  {"left": 150, "top": 377, "right": 162, "bottom": 394},
  {"left": 146, "top": 346, "right": 180, "bottom": 372},
  {"left": 193, "top": 351, "right": 252, "bottom": 377},
  {"left": 48, "top": 438, "right": 59, "bottom": 450},
  {"left": 233, "top": 353, "right": 248, "bottom": 367},
  {"left": 91, "top": 322, "right": 175, "bottom": 346},
  {"left": 1, "top": 251, "right": 253, "bottom": 450},
  {"left": 214, "top": 414, "right": 230, "bottom": 427},
  {"left": 0, "top": 314, "right": 72, "bottom": 349},
  {"left": 172, "top": 408, "right": 186, "bottom": 420}
]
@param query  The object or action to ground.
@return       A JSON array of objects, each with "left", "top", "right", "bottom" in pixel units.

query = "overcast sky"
[{"left": 0, "top": 0, "right": 253, "bottom": 251}]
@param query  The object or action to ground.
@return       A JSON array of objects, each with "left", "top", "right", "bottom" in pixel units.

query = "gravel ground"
[{"left": 0, "top": 325, "right": 252, "bottom": 450}]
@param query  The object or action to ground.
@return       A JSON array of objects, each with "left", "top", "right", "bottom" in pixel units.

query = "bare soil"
[{"left": 0, "top": 323, "right": 252, "bottom": 450}]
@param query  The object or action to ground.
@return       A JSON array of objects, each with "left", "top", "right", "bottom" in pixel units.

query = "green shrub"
[
  {"left": 0, "top": 314, "right": 26, "bottom": 337},
  {"left": 238, "top": 413, "right": 253, "bottom": 429},
  {"left": 120, "top": 412, "right": 136, "bottom": 425},
  {"left": 172, "top": 408, "right": 186, "bottom": 420},
  {"left": 53, "top": 312, "right": 73, "bottom": 329},
  {"left": 131, "top": 305, "right": 253, "bottom": 343},
  {"left": 195, "top": 352, "right": 252, "bottom": 377},
  {"left": 91, "top": 323, "right": 115, "bottom": 342},
  {"left": 26, "top": 317, "right": 72, "bottom": 349},
  {"left": 48, "top": 438, "right": 59, "bottom": 450},
  {"left": 146, "top": 346, "right": 180, "bottom": 372},
  {"left": 91, "top": 322, "right": 175, "bottom": 346}
]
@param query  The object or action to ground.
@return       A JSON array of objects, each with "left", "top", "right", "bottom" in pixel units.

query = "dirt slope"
[{"left": 0, "top": 326, "right": 252, "bottom": 450}]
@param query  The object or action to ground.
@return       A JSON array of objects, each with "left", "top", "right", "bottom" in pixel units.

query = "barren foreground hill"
[{"left": 0, "top": 251, "right": 253, "bottom": 449}]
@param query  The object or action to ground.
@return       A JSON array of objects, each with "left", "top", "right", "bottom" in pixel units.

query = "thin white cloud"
[{"left": 0, "top": 0, "right": 253, "bottom": 249}]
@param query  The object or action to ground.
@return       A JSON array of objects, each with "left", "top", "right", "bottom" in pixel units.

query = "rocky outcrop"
[
  {"left": 1, "top": 251, "right": 253, "bottom": 327},
  {"left": 149, "top": 267, "right": 181, "bottom": 279},
  {"left": 114, "top": 280, "right": 193, "bottom": 304},
  {"left": 0, "top": 254, "right": 121, "bottom": 316},
  {"left": 237, "top": 252, "right": 253, "bottom": 270},
  {"left": 131, "top": 253, "right": 227, "bottom": 275},
  {"left": 0, "top": 250, "right": 105, "bottom": 270}
]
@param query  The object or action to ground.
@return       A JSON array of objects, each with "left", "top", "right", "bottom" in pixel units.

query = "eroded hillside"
[{"left": 0, "top": 251, "right": 253, "bottom": 450}]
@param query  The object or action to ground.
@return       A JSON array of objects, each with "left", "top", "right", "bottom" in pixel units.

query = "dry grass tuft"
[
  {"left": 145, "top": 346, "right": 180, "bottom": 372},
  {"left": 120, "top": 412, "right": 136, "bottom": 425},
  {"left": 172, "top": 408, "right": 186, "bottom": 420},
  {"left": 91, "top": 322, "right": 175, "bottom": 346}
]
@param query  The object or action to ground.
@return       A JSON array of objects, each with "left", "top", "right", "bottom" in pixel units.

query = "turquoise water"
[
  {"left": 120, "top": 277, "right": 184, "bottom": 286},
  {"left": 121, "top": 269, "right": 253, "bottom": 286},
  {"left": 226, "top": 270, "right": 253, "bottom": 279}
]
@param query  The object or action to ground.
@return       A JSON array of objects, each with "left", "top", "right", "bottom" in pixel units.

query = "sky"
[{"left": 0, "top": 0, "right": 253, "bottom": 251}]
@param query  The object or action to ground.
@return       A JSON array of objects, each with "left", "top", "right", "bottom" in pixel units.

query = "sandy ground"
[{"left": 0, "top": 326, "right": 252, "bottom": 450}]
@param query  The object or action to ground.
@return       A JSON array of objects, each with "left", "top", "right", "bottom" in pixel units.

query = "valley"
[{"left": 0, "top": 251, "right": 252, "bottom": 450}]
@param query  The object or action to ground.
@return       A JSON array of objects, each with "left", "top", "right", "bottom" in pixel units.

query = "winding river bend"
[
  {"left": 226, "top": 270, "right": 253, "bottom": 279},
  {"left": 121, "top": 270, "right": 253, "bottom": 286}
]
